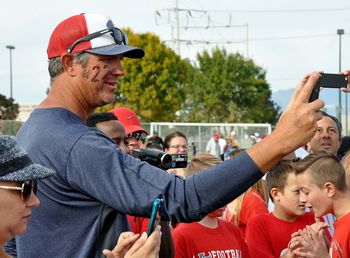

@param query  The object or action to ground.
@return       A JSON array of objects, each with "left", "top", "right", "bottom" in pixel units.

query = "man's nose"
[
  {"left": 320, "top": 129, "right": 330, "bottom": 138},
  {"left": 109, "top": 57, "right": 125, "bottom": 76}
]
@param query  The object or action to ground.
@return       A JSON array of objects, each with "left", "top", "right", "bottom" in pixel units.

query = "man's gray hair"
[{"left": 48, "top": 52, "right": 90, "bottom": 85}]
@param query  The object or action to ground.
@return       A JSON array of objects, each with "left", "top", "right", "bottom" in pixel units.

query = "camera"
[
  {"left": 309, "top": 73, "right": 348, "bottom": 102},
  {"left": 132, "top": 148, "right": 188, "bottom": 170}
]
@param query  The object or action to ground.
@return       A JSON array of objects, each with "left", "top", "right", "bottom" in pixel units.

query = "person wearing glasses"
[
  {"left": 110, "top": 107, "right": 147, "bottom": 154},
  {"left": 0, "top": 135, "right": 55, "bottom": 257},
  {"left": 163, "top": 131, "right": 189, "bottom": 177},
  {"left": 12, "top": 12, "right": 325, "bottom": 258}
]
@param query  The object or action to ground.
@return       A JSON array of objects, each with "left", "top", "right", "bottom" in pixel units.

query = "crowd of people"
[{"left": 2, "top": 12, "right": 350, "bottom": 258}]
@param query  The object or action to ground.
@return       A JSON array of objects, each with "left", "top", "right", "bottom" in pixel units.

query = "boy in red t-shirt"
[
  {"left": 172, "top": 153, "right": 249, "bottom": 258},
  {"left": 292, "top": 152, "right": 350, "bottom": 258},
  {"left": 246, "top": 160, "right": 328, "bottom": 258}
]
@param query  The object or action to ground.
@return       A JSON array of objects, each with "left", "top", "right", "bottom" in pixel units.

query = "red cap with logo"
[
  {"left": 47, "top": 13, "right": 144, "bottom": 59},
  {"left": 109, "top": 107, "right": 147, "bottom": 135}
]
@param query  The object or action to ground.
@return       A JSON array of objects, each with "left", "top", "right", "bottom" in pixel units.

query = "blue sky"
[{"left": 1, "top": 0, "right": 350, "bottom": 104}]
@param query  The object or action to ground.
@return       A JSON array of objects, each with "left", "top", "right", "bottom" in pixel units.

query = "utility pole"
[
  {"left": 175, "top": 0, "right": 180, "bottom": 54},
  {"left": 337, "top": 29, "right": 344, "bottom": 132},
  {"left": 155, "top": 5, "right": 249, "bottom": 57},
  {"left": 6, "top": 45, "right": 15, "bottom": 100}
]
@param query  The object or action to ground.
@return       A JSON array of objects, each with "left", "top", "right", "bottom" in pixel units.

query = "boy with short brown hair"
[
  {"left": 246, "top": 160, "right": 322, "bottom": 258},
  {"left": 293, "top": 152, "right": 350, "bottom": 258}
]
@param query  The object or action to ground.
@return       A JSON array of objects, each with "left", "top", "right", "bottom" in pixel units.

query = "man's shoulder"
[{"left": 18, "top": 108, "right": 89, "bottom": 144}]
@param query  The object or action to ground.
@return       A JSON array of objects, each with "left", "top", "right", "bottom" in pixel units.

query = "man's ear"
[
  {"left": 270, "top": 188, "right": 280, "bottom": 202},
  {"left": 306, "top": 142, "right": 311, "bottom": 152},
  {"left": 324, "top": 182, "right": 336, "bottom": 198},
  {"left": 60, "top": 53, "right": 76, "bottom": 76}
]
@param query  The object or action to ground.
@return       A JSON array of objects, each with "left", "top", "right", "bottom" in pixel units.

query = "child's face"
[
  {"left": 296, "top": 172, "right": 332, "bottom": 218},
  {"left": 277, "top": 173, "right": 306, "bottom": 218}
]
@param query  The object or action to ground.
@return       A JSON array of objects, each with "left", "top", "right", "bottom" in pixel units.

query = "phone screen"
[{"left": 147, "top": 198, "right": 163, "bottom": 236}]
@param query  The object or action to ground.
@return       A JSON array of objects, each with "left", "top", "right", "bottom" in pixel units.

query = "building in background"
[{"left": 17, "top": 104, "right": 37, "bottom": 122}]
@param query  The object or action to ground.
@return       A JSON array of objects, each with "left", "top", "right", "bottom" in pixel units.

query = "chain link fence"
[
  {"left": 142, "top": 122, "right": 272, "bottom": 154},
  {"left": 2, "top": 120, "right": 271, "bottom": 155}
]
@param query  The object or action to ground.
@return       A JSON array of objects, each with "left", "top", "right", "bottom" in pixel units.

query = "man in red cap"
[
  {"left": 11, "top": 12, "right": 325, "bottom": 258},
  {"left": 109, "top": 107, "right": 147, "bottom": 153}
]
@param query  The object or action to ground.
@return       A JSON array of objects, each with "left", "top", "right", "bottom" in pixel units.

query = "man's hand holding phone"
[{"left": 341, "top": 70, "right": 350, "bottom": 93}]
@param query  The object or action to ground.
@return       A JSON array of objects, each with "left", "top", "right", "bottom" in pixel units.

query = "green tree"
[
  {"left": 98, "top": 29, "right": 193, "bottom": 122},
  {"left": 0, "top": 94, "right": 19, "bottom": 120},
  {"left": 181, "top": 48, "right": 280, "bottom": 124}
]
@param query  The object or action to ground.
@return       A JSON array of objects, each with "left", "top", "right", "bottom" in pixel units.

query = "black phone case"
[
  {"left": 319, "top": 73, "right": 348, "bottom": 88},
  {"left": 309, "top": 73, "right": 348, "bottom": 102}
]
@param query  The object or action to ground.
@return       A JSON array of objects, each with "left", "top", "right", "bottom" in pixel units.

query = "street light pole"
[
  {"left": 6, "top": 45, "right": 15, "bottom": 100},
  {"left": 337, "top": 29, "right": 344, "bottom": 133}
]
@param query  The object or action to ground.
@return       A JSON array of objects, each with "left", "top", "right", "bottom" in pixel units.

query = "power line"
[
  {"left": 250, "top": 33, "right": 337, "bottom": 41},
  {"left": 156, "top": 7, "right": 249, "bottom": 55},
  {"left": 164, "top": 32, "right": 347, "bottom": 45},
  {"left": 156, "top": 3, "right": 350, "bottom": 55},
  {"left": 188, "top": 7, "right": 350, "bottom": 14}
]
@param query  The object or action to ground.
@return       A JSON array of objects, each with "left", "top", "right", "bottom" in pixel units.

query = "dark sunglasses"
[
  {"left": 67, "top": 27, "right": 128, "bottom": 53},
  {"left": 128, "top": 132, "right": 146, "bottom": 141},
  {"left": 0, "top": 181, "right": 37, "bottom": 202}
]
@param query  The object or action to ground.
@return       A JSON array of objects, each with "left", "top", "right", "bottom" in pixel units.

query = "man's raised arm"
[{"left": 247, "top": 72, "right": 324, "bottom": 172}]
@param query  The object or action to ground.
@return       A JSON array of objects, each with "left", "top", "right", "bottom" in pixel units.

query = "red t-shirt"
[
  {"left": 331, "top": 212, "right": 350, "bottom": 258},
  {"left": 246, "top": 212, "right": 316, "bottom": 258},
  {"left": 224, "top": 189, "right": 268, "bottom": 239},
  {"left": 172, "top": 219, "right": 250, "bottom": 258},
  {"left": 127, "top": 215, "right": 149, "bottom": 234}
]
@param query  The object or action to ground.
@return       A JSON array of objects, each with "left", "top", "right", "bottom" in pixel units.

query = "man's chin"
[
  {"left": 319, "top": 147, "right": 334, "bottom": 153},
  {"left": 100, "top": 96, "right": 116, "bottom": 106}
]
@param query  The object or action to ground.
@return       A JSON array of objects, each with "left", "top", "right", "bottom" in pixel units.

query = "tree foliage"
[
  {"left": 96, "top": 33, "right": 280, "bottom": 124},
  {"left": 180, "top": 48, "right": 280, "bottom": 124},
  {"left": 98, "top": 29, "right": 193, "bottom": 122},
  {"left": 0, "top": 94, "right": 19, "bottom": 120}
]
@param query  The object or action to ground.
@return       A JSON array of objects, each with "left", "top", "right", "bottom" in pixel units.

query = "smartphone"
[
  {"left": 319, "top": 73, "right": 348, "bottom": 88},
  {"left": 309, "top": 73, "right": 348, "bottom": 102},
  {"left": 147, "top": 198, "right": 163, "bottom": 236}
]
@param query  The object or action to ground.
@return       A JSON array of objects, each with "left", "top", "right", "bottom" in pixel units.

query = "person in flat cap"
[
  {"left": 0, "top": 135, "right": 55, "bottom": 257},
  {"left": 11, "top": 12, "right": 325, "bottom": 258},
  {"left": 1, "top": 134, "right": 160, "bottom": 258}
]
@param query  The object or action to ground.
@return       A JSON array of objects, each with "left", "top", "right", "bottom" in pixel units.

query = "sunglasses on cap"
[
  {"left": 0, "top": 181, "right": 37, "bottom": 202},
  {"left": 127, "top": 132, "right": 146, "bottom": 141},
  {"left": 67, "top": 27, "right": 128, "bottom": 53}
]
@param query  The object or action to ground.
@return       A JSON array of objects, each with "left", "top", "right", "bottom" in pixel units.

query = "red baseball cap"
[
  {"left": 109, "top": 107, "right": 147, "bottom": 135},
  {"left": 213, "top": 133, "right": 220, "bottom": 137},
  {"left": 47, "top": 13, "right": 144, "bottom": 59}
]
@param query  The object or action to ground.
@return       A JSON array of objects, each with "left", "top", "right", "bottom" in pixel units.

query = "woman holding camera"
[{"left": 163, "top": 131, "right": 189, "bottom": 178}]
